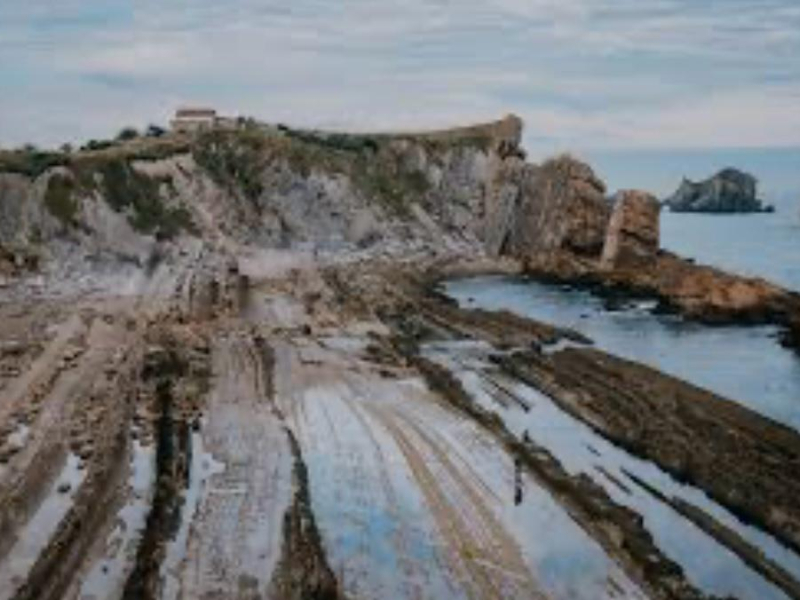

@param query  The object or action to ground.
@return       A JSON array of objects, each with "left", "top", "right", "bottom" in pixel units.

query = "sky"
[{"left": 1, "top": 0, "right": 799, "bottom": 197}]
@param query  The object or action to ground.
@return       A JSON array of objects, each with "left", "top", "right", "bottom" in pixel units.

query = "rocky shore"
[
  {"left": 1, "top": 115, "right": 799, "bottom": 598},
  {"left": 515, "top": 178, "right": 800, "bottom": 344}
]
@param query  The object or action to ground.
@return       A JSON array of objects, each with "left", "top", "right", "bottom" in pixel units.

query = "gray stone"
[{"left": 664, "top": 168, "right": 771, "bottom": 213}]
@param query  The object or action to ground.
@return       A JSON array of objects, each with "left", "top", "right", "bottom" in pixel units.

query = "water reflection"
[
  {"left": 446, "top": 276, "right": 800, "bottom": 430},
  {"left": 424, "top": 340, "right": 796, "bottom": 600}
]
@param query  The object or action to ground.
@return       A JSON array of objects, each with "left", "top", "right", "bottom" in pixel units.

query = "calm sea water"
[
  {"left": 445, "top": 276, "right": 800, "bottom": 431},
  {"left": 661, "top": 210, "right": 800, "bottom": 291}
]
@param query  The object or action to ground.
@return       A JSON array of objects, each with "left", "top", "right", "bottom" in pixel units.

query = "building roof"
[{"left": 175, "top": 107, "right": 217, "bottom": 118}]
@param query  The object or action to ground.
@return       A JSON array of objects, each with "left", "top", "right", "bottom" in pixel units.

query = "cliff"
[
  {"left": 2, "top": 115, "right": 797, "bottom": 337},
  {"left": 0, "top": 115, "right": 605, "bottom": 284},
  {"left": 664, "top": 168, "right": 773, "bottom": 213},
  {"left": 489, "top": 156, "right": 610, "bottom": 259}
]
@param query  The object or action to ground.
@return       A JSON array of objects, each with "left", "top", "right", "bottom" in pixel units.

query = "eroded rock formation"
[
  {"left": 601, "top": 190, "right": 660, "bottom": 270},
  {"left": 512, "top": 162, "right": 800, "bottom": 330},
  {"left": 1, "top": 115, "right": 796, "bottom": 335},
  {"left": 2, "top": 114, "right": 800, "bottom": 600},
  {"left": 0, "top": 116, "right": 527, "bottom": 281},
  {"left": 489, "top": 155, "right": 610, "bottom": 259},
  {"left": 664, "top": 168, "right": 772, "bottom": 213}
]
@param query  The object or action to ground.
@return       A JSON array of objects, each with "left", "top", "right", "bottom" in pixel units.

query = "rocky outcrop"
[
  {"left": 492, "top": 155, "right": 610, "bottom": 259},
  {"left": 0, "top": 117, "right": 615, "bottom": 287},
  {"left": 520, "top": 175, "right": 800, "bottom": 330},
  {"left": 3, "top": 116, "right": 796, "bottom": 337},
  {"left": 601, "top": 190, "right": 660, "bottom": 270},
  {"left": 664, "top": 168, "right": 772, "bottom": 213},
  {"left": 0, "top": 117, "right": 538, "bottom": 280},
  {"left": 528, "top": 244, "right": 800, "bottom": 325}
]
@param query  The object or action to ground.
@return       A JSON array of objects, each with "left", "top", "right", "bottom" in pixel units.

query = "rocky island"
[
  {"left": 1, "top": 113, "right": 799, "bottom": 599},
  {"left": 663, "top": 167, "right": 774, "bottom": 213}
]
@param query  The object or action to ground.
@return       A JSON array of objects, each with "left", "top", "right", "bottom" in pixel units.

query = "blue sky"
[{"left": 2, "top": 0, "right": 799, "bottom": 196}]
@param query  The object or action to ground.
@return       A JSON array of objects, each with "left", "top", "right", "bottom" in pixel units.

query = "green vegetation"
[
  {"left": 0, "top": 148, "right": 67, "bottom": 177},
  {"left": 94, "top": 158, "right": 157, "bottom": 211},
  {"left": 145, "top": 124, "right": 167, "bottom": 138},
  {"left": 82, "top": 139, "right": 115, "bottom": 152},
  {"left": 193, "top": 129, "right": 267, "bottom": 201},
  {"left": 408, "top": 133, "right": 494, "bottom": 156},
  {"left": 354, "top": 162, "right": 430, "bottom": 217},
  {"left": 81, "top": 157, "right": 193, "bottom": 238},
  {"left": 1, "top": 133, "right": 196, "bottom": 239},
  {"left": 44, "top": 173, "right": 79, "bottom": 224},
  {"left": 57, "top": 156, "right": 194, "bottom": 239},
  {"left": 0, "top": 129, "right": 190, "bottom": 180},
  {"left": 116, "top": 127, "right": 140, "bottom": 141},
  {"left": 279, "top": 126, "right": 380, "bottom": 154},
  {"left": 192, "top": 127, "right": 430, "bottom": 215}
]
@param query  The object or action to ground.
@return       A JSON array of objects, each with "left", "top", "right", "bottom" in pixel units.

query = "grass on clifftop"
[
  {"left": 0, "top": 135, "right": 191, "bottom": 179},
  {"left": 192, "top": 126, "right": 431, "bottom": 216},
  {"left": 0, "top": 149, "right": 67, "bottom": 178}
]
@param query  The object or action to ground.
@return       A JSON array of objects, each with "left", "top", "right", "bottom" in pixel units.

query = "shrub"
[
  {"left": 192, "top": 129, "right": 266, "bottom": 202},
  {"left": 84, "top": 157, "right": 195, "bottom": 238},
  {"left": 281, "top": 127, "right": 380, "bottom": 155},
  {"left": 116, "top": 127, "right": 140, "bottom": 141},
  {"left": 145, "top": 124, "right": 166, "bottom": 138},
  {"left": 351, "top": 150, "right": 430, "bottom": 217},
  {"left": 0, "top": 149, "right": 67, "bottom": 177},
  {"left": 82, "top": 139, "right": 115, "bottom": 152},
  {"left": 44, "top": 173, "right": 79, "bottom": 224}
]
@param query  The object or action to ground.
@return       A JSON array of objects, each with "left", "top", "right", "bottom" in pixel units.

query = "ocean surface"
[
  {"left": 441, "top": 211, "right": 800, "bottom": 597},
  {"left": 445, "top": 276, "right": 800, "bottom": 431},
  {"left": 661, "top": 209, "right": 800, "bottom": 291}
]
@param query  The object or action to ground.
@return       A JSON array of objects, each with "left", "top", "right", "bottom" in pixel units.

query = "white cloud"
[{"left": 1, "top": 0, "right": 799, "bottom": 150}]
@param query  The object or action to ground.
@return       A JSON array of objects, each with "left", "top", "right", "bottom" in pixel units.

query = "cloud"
[
  {"left": 1, "top": 0, "right": 799, "bottom": 151},
  {"left": 522, "top": 85, "right": 800, "bottom": 158}
]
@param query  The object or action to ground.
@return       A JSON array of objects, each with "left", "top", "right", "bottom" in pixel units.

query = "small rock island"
[{"left": 664, "top": 168, "right": 774, "bottom": 213}]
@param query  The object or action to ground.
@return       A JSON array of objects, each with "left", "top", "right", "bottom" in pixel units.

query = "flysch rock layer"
[{"left": 1, "top": 115, "right": 800, "bottom": 600}]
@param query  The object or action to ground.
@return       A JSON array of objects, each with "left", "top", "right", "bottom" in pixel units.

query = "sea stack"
[
  {"left": 601, "top": 190, "right": 661, "bottom": 270},
  {"left": 664, "top": 168, "right": 773, "bottom": 213}
]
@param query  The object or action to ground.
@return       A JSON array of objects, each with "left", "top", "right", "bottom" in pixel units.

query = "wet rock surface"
[
  {"left": 497, "top": 346, "right": 800, "bottom": 557},
  {"left": 527, "top": 248, "right": 800, "bottom": 330}
]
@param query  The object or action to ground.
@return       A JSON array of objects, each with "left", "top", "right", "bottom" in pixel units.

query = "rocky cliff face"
[
  {"left": 0, "top": 115, "right": 609, "bottom": 285},
  {"left": 5, "top": 116, "right": 795, "bottom": 335},
  {"left": 664, "top": 168, "right": 772, "bottom": 213},
  {"left": 601, "top": 190, "right": 660, "bottom": 270},
  {"left": 487, "top": 155, "right": 610, "bottom": 259}
]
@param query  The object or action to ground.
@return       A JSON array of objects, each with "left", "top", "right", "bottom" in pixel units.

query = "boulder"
[
  {"left": 499, "top": 155, "right": 610, "bottom": 258},
  {"left": 601, "top": 191, "right": 661, "bottom": 269},
  {"left": 664, "top": 168, "right": 770, "bottom": 213}
]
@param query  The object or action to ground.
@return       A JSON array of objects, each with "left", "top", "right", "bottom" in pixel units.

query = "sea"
[
  {"left": 442, "top": 207, "right": 800, "bottom": 600},
  {"left": 662, "top": 209, "right": 800, "bottom": 292},
  {"left": 444, "top": 207, "right": 800, "bottom": 430}
]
